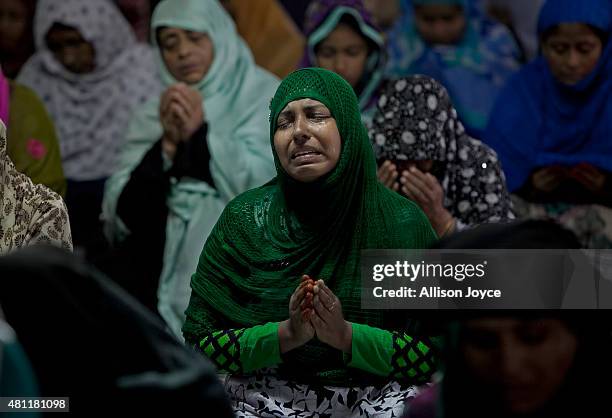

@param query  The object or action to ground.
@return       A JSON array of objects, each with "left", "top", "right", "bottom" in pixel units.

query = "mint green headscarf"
[
  {"left": 183, "top": 68, "right": 436, "bottom": 382},
  {"left": 103, "top": 0, "right": 278, "bottom": 337}
]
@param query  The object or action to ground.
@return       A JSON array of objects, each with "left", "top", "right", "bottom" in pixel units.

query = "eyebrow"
[{"left": 283, "top": 104, "right": 328, "bottom": 112}]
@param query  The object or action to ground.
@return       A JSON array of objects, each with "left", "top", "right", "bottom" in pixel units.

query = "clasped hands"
[
  {"left": 279, "top": 275, "right": 352, "bottom": 354},
  {"left": 159, "top": 83, "right": 205, "bottom": 160},
  {"left": 378, "top": 161, "right": 454, "bottom": 236}
]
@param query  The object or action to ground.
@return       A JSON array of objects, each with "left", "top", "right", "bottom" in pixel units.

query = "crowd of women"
[{"left": 1, "top": 0, "right": 611, "bottom": 415}]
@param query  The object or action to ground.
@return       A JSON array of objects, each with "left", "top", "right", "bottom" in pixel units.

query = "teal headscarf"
[
  {"left": 184, "top": 68, "right": 436, "bottom": 383},
  {"left": 103, "top": 0, "right": 278, "bottom": 337}
]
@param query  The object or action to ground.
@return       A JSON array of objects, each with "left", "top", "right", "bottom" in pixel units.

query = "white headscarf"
[{"left": 18, "top": 0, "right": 161, "bottom": 181}]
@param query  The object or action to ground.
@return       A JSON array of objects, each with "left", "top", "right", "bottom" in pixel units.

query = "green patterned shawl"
[{"left": 184, "top": 68, "right": 436, "bottom": 383}]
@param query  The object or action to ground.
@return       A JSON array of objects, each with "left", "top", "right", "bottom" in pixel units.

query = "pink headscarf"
[{"left": 0, "top": 67, "right": 9, "bottom": 126}]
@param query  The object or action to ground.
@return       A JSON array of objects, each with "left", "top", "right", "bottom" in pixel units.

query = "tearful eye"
[{"left": 276, "top": 119, "right": 291, "bottom": 129}]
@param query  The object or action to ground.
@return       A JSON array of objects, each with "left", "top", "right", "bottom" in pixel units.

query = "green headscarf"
[
  {"left": 103, "top": 0, "right": 278, "bottom": 337},
  {"left": 184, "top": 68, "right": 436, "bottom": 382}
]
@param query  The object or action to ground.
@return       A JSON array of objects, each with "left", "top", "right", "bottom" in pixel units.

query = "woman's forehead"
[
  {"left": 281, "top": 98, "right": 328, "bottom": 112},
  {"left": 157, "top": 26, "right": 207, "bottom": 37}
]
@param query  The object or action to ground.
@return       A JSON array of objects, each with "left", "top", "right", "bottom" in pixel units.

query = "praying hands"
[{"left": 159, "top": 83, "right": 205, "bottom": 159}]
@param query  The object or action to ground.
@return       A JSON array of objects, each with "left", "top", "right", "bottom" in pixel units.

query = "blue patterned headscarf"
[
  {"left": 484, "top": 0, "right": 612, "bottom": 192},
  {"left": 384, "top": 0, "right": 520, "bottom": 138}
]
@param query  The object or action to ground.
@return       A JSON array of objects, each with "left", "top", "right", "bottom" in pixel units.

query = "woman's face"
[
  {"left": 45, "top": 24, "right": 96, "bottom": 74},
  {"left": 461, "top": 318, "right": 578, "bottom": 415},
  {"left": 542, "top": 23, "right": 603, "bottom": 85},
  {"left": 158, "top": 27, "right": 214, "bottom": 85},
  {"left": 315, "top": 22, "right": 369, "bottom": 88},
  {"left": 414, "top": 4, "right": 466, "bottom": 45},
  {"left": 0, "top": 0, "right": 28, "bottom": 54},
  {"left": 274, "top": 98, "right": 341, "bottom": 183}
]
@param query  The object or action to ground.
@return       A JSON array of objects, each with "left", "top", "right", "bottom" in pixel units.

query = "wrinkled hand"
[
  {"left": 531, "top": 166, "right": 567, "bottom": 193},
  {"left": 400, "top": 166, "right": 454, "bottom": 236},
  {"left": 279, "top": 275, "right": 315, "bottom": 353},
  {"left": 310, "top": 280, "right": 352, "bottom": 353},
  {"left": 377, "top": 160, "right": 399, "bottom": 191},
  {"left": 569, "top": 163, "right": 606, "bottom": 193}
]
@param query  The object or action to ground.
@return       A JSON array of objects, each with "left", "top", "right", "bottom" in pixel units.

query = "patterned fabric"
[
  {"left": 484, "top": 0, "right": 612, "bottom": 192},
  {"left": 301, "top": 0, "right": 386, "bottom": 120},
  {"left": 0, "top": 120, "right": 72, "bottom": 254},
  {"left": 226, "top": 368, "right": 418, "bottom": 417},
  {"left": 198, "top": 329, "right": 245, "bottom": 374},
  {"left": 390, "top": 333, "right": 437, "bottom": 382},
  {"left": 385, "top": 0, "right": 519, "bottom": 137},
  {"left": 369, "top": 75, "right": 514, "bottom": 229},
  {"left": 18, "top": 0, "right": 161, "bottom": 181},
  {"left": 184, "top": 68, "right": 437, "bottom": 384},
  {"left": 103, "top": 0, "right": 278, "bottom": 338}
]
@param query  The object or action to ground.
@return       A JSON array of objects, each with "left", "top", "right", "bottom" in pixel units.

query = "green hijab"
[{"left": 184, "top": 68, "right": 436, "bottom": 382}]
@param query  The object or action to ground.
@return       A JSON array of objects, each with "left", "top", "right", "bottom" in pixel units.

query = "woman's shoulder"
[
  {"left": 378, "top": 184, "right": 435, "bottom": 230},
  {"left": 8, "top": 81, "right": 52, "bottom": 121},
  {"left": 222, "top": 181, "right": 278, "bottom": 217},
  {"left": 9, "top": 81, "right": 41, "bottom": 104}
]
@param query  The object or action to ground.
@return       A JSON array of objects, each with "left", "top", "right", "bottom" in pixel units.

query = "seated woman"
[
  {"left": 1, "top": 67, "right": 65, "bottom": 196},
  {"left": 18, "top": 0, "right": 160, "bottom": 257},
  {"left": 183, "top": 68, "right": 440, "bottom": 416},
  {"left": 0, "top": 120, "right": 72, "bottom": 253},
  {"left": 384, "top": 0, "right": 520, "bottom": 138},
  {"left": 484, "top": 0, "right": 612, "bottom": 248},
  {"left": 102, "top": 0, "right": 278, "bottom": 337},
  {"left": 300, "top": 0, "right": 388, "bottom": 125},
  {"left": 370, "top": 75, "right": 513, "bottom": 236}
]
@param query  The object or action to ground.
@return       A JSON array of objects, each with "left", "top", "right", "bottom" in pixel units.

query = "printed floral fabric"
[
  {"left": 225, "top": 368, "right": 420, "bottom": 417},
  {"left": 0, "top": 120, "right": 72, "bottom": 253}
]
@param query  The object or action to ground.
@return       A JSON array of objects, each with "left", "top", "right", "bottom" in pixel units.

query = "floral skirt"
[
  {"left": 512, "top": 195, "right": 612, "bottom": 248},
  {"left": 223, "top": 369, "right": 420, "bottom": 417}
]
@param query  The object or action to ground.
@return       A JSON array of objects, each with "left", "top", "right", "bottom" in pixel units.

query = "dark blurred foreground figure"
[
  {"left": 0, "top": 246, "right": 233, "bottom": 415},
  {"left": 403, "top": 220, "right": 612, "bottom": 417}
]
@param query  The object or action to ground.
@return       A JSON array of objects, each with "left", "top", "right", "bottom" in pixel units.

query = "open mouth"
[{"left": 291, "top": 150, "right": 322, "bottom": 160}]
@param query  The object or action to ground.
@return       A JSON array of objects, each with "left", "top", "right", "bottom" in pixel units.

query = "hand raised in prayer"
[
  {"left": 569, "top": 163, "right": 607, "bottom": 194},
  {"left": 165, "top": 83, "right": 205, "bottom": 142},
  {"left": 278, "top": 275, "right": 315, "bottom": 353},
  {"left": 160, "top": 87, "right": 182, "bottom": 159},
  {"left": 377, "top": 160, "right": 399, "bottom": 191},
  {"left": 531, "top": 166, "right": 568, "bottom": 193},
  {"left": 310, "top": 280, "right": 352, "bottom": 353},
  {"left": 400, "top": 166, "right": 454, "bottom": 236}
]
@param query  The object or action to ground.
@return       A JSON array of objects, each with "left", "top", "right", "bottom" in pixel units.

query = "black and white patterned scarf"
[{"left": 369, "top": 75, "right": 514, "bottom": 229}]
